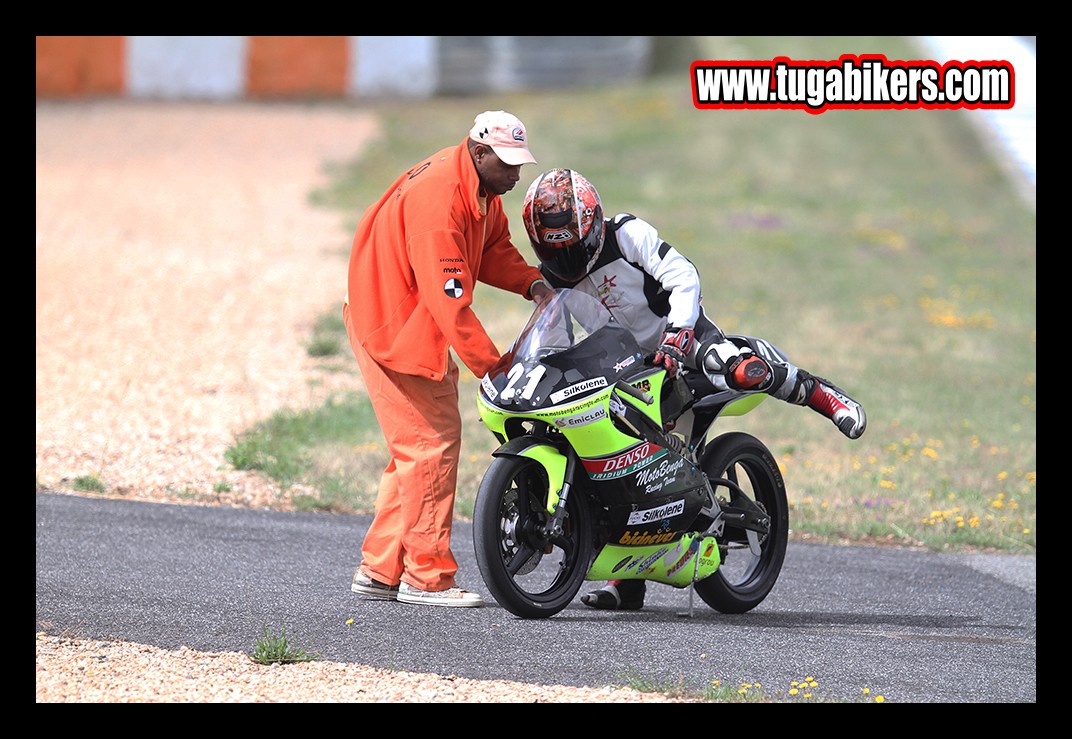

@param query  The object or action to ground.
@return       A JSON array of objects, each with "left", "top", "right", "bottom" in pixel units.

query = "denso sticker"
[
  {"left": 627, "top": 499, "right": 685, "bottom": 526},
  {"left": 549, "top": 377, "right": 608, "bottom": 404},
  {"left": 582, "top": 445, "right": 667, "bottom": 481}
]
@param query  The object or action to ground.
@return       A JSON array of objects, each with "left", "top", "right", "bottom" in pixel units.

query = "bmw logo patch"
[{"left": 444, "top": 279, "right": 464, "bottom": 298}]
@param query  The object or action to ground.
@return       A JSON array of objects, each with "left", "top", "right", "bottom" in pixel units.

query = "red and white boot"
[{"left": 806, "top": 377, "right": 867, "bottom": 439}]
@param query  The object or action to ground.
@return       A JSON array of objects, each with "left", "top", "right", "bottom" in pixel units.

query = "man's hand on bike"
[
  {"left": 529, "top": 280, "right": 554, "bottom": 307},
  {"left": 653, "top": 326, "right": 694, "bottom": 377}
]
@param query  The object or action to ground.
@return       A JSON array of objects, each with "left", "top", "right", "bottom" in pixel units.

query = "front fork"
[
  {"left": 543, "top": 446, "right": 578, "bottom": 542},
  {"left": 490, "top": 434, "right": 573, "bottom": 542}
]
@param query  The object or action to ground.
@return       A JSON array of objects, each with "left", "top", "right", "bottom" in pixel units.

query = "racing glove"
[{"left": 653, "top": 326, "right": 694, "bottom": 377}]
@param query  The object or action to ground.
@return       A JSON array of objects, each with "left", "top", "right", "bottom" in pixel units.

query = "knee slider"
[{"left": 727, "top": 354, "right": 771, "bottom": 390}]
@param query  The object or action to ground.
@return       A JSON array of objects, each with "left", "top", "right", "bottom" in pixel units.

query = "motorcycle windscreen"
[
  {"left": 483, "top": 323, "right": 643, "bottom": 412},
  {"left": 539, "top": 323, "right": 642, "bottom": 386}
]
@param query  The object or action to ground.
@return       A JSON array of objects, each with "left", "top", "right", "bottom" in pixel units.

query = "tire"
[
  {"left": 693, "top": 432, "right": 788, "bottom": 614},
  {"left": 473, "top": 455, "right": 593, "bottom": 618}
]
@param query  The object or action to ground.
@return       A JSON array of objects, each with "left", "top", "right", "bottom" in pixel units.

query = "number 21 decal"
[{"left": 500, "top": 363, "right": 546, "bottom": 402}]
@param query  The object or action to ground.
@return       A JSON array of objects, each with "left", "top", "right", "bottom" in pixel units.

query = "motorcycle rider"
[{"left": 520, "top": 168, "right": 866, "bottom": 611}]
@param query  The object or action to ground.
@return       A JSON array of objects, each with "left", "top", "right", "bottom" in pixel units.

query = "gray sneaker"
[
  {"left": 397, "top": 582, "right": 484, "bottom": 608},
  {"left": 351, "top": 570, "right": 399, "bottom": 600}
]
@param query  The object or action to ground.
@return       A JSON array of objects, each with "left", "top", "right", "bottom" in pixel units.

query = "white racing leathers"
[{"left": 539, "top": 214, "right": 809, "bottom": 404}]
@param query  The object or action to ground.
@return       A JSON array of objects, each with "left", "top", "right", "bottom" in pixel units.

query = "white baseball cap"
[{"left": 469, "top": 110, "right": 537, "bottom": 166}]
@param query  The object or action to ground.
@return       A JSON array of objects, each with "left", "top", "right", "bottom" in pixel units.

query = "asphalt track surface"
[{"left": 36, "top": 491, "right": 1035, "bottom": 703}]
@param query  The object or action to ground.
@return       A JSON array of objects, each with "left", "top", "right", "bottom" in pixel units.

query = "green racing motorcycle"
[{"left": 474, "top": 288, "right": 788, "bottom": 619}]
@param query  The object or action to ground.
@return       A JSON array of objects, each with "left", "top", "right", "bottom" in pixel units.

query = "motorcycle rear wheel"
[
  {"left": 694, "top": 432, "right": 788, "bottom": 613},
  {"left": 473, "top": 455, "right": 593, "bottom": 618}
]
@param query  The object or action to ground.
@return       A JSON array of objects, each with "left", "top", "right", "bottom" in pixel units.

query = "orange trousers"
[{"left": 343, "top": 303, "right": 462, "bottom": 592}]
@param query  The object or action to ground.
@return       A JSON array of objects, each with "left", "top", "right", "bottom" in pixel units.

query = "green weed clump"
[
  {"left": 73, "top": 475, "right": 105, "bottom": 493},
  {"left": 248, "top": 626, "right": 319, "bottom": 666}
]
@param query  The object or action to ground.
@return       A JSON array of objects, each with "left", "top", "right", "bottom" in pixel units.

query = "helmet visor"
[{"left": 533, "top": 213, "right": 603, "bottom": 283}]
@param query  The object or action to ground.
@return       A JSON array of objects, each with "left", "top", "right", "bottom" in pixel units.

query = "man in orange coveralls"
[{"left": 344, "top": 111, "right": 552, "bottom": 607}]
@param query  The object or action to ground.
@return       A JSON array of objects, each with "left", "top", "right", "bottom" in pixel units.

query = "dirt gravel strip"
[
  {"left": 36, "top": 100, "right": 370, "bottom": 509},
  {"left": 35, "top": 633, "right": 691, "bottom": 703}
]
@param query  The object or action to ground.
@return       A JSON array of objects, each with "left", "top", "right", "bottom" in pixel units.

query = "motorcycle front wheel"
[
  {"left": 473, "top": 455, "right": 593, "bottom": 619},
  {"left": 694, "top": 432, "right": 788, "bottom": 614}
]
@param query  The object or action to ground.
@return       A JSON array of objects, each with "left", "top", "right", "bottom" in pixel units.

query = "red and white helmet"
[{"left": 522, "top": 168, "right": 605, "bottom": 283}]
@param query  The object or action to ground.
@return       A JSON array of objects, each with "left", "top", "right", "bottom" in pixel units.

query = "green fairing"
[
  {"left": 518, "top": 443, "right": 567, "bottom": 514},
  {"left": 587, "top": 533, "right": 722, "bottom": 586},
  {"left": 557, "top": 397, "right": 638, "bottom": 458},
  {"left": 476, "top": 394, "right": 508, "bottom": 437},
  {"left": 631, "top": 372, "right": 665, "bottom": 425},
  {"left": 478, "top": 391, "right": 635, "bottom": 458},
  {"left": 722, "top": 393, "right": 767, "bottom": 416},
  {"left": 485, "top": 434, "right": 568, "bottom": 515}
]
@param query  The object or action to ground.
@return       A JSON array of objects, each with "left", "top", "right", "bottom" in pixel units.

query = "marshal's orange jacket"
[{"left": 346, "top": 138, "right": 542, "bottom": 382}]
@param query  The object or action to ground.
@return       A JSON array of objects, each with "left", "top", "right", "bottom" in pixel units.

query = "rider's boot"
[
  {"left": 804, "top": 376, "right": 867, "bottom": 439},
  {"left": 581, "top": 579, "right": 646, "bottom": 610}
]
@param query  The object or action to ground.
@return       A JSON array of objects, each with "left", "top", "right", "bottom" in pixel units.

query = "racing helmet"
[{"left": 522, "top": 168, "right": 605, "bottom": 283}]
